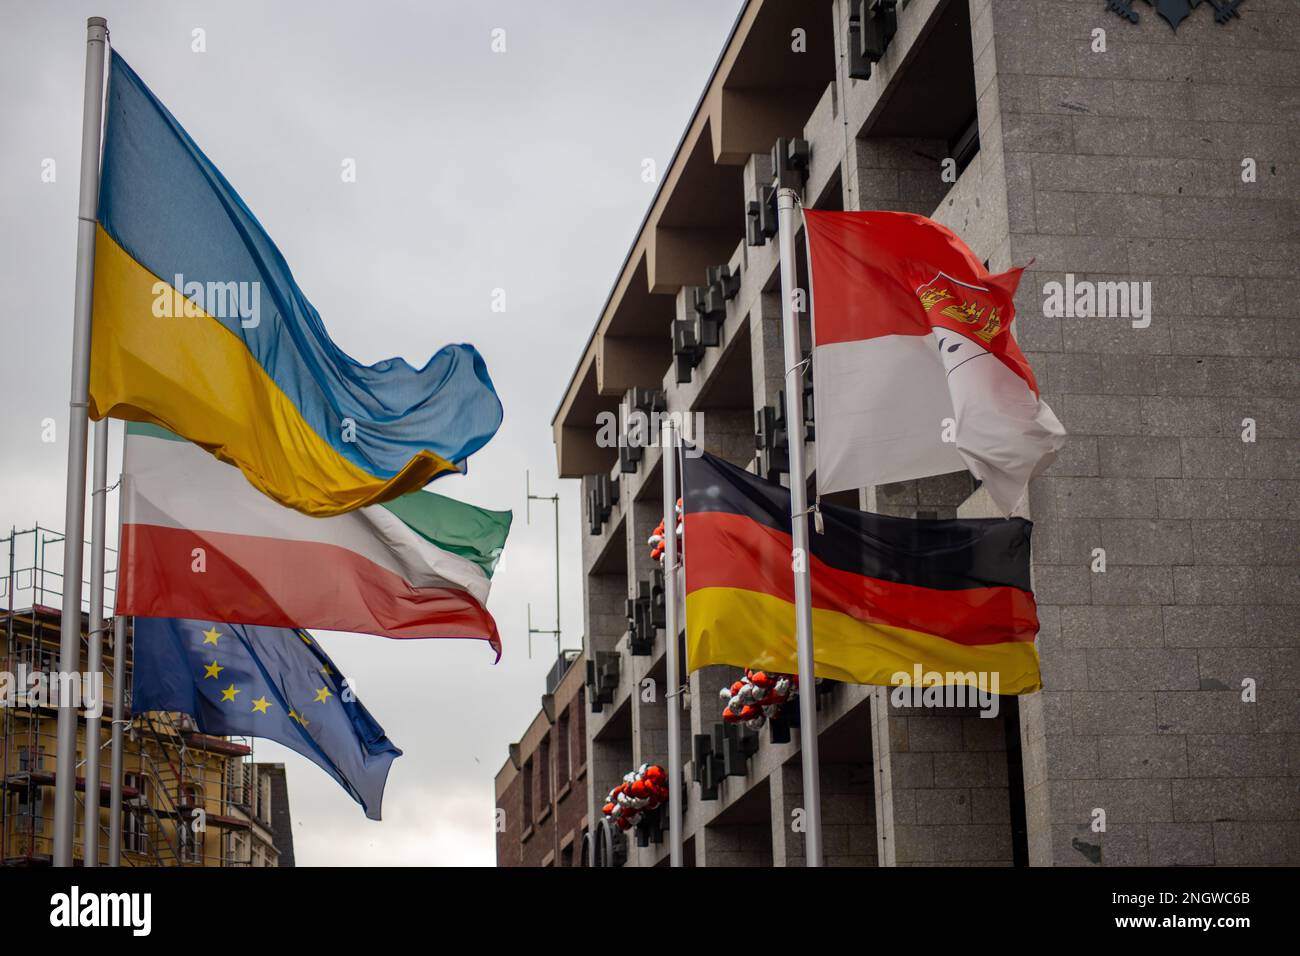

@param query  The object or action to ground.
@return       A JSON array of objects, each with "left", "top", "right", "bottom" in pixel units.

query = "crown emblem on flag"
[{"left": 915, "top": 273, "right": 1008, "bottom": 345}]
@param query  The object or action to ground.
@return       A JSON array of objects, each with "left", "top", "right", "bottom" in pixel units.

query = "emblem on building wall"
[{"left": 1105, "top": 0, "right": 1244, "bottom": 30}]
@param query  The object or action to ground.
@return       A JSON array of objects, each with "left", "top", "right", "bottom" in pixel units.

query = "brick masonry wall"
[
  {"left": 983, "top": 0, "right": 1300, "bottom": 865},
  {"left": 496, "top": 772, "right": 524, "bottom": 866}
]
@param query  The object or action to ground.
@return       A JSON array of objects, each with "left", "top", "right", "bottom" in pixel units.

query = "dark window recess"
[
  {"left": 857, "top": 0, "right": 979, "bottom": 192},
  {"left": 556, "top": 709, "right": 570, "bottom": 784},
  {"left": 538, "top": 736, "right": 551, "bottom": 810},
  {"left": 1002, "top": 694, "right": 1030, "bottom": 867},
  {"left": 948, "top": 112, "right": 980, "bottom": 177},
  {"left": 521, "top": 758, "right": 534, "bottom": 826}
]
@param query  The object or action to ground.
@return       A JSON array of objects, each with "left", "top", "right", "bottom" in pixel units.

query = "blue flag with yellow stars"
[{"left": 132, "top": 617, "right": 401, "bottom": 820}]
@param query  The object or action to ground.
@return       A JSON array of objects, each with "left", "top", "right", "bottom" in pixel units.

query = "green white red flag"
[{"left": 117, "top": 422, "right": 510, "bottom": 657}]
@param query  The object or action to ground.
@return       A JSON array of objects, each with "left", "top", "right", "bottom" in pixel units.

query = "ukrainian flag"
[{"left": 89, "top": 51, "right": 503, "bottom": 516}]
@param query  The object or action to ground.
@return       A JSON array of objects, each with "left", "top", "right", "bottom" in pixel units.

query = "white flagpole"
[
  {"left": 661, "top": 418, "right": 683, "bottom": 866},
  {"left": 53, "top": 15, "right": 109, "bottom": 868},
  {"left": 776, "top": 187, "right": 824, "bottom": 866},
  {"left": 83, "top": 419, "right": 110, "bottom": 865}
]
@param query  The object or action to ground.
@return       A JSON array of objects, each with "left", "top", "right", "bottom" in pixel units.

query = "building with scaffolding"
[
  {"left": 545, "top": 0, "right": 1300, "bottom": 867},
  {"left": 1, "top": 525, "right": 292, "bottom": 866}
]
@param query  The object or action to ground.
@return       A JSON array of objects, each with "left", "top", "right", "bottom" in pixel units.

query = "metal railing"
[{"left": 1, "top": 524, "right": 118, "bottom": 618}]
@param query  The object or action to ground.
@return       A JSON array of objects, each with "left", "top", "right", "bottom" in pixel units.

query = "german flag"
[{"left": 683, "top": 453, "right": 1042, "bottom": 693}]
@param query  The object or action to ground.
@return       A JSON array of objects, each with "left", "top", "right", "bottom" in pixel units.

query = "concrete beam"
[
  {"left": 596, "top": 336, "right": 669, "bottom": 396},
  {"left": 647, "top": 226, "right": 740, "bottom": 294}
]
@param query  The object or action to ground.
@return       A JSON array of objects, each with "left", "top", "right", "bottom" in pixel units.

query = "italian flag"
[{"left": 118, "top": 423, "right": 509, "bottom": 657}]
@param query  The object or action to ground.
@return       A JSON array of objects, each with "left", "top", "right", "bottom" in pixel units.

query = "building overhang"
[{"left": 551, "top": 0, "right": 835, "bottom": 477}]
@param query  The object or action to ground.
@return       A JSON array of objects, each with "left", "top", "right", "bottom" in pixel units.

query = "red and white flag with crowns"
[{"left": 804, "top": 209, "right": 1065, "bottom": 515}]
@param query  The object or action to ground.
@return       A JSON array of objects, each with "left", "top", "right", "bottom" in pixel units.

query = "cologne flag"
[
  {"left": 118, "top": 423, "right": 510, "bottom": 657},
  {"left": 90, "top": 51, "right": 503, "bottom": 516},
  {"left": 133, "top": 617, "right": 401, "bottom": 819},
  {"left": 683, "top": 453, "right": 1042, "bottom": 694},
  {"left": 804, "top": 209, "right": 1065, "bottom": 515}
]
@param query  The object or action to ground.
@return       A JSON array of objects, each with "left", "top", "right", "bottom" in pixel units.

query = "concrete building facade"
[{"left": 548, "top": 0, "right": 1299, "bottom": 866}]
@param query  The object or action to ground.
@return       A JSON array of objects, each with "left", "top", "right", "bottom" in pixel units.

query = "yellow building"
[{"left": 1, "top": 602, "right": 281, "bottom": 866}]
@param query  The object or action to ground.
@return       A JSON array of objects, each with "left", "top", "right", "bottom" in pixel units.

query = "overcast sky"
[{"left": 0, "top": 0, "right": 744, "bottom": 865}]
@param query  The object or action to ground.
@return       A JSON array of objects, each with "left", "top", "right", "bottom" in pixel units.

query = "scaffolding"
[{"left": 1, "top": 525, "right": 274, "bottom": 866}]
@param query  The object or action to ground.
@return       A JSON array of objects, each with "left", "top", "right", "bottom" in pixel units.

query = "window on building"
[
  {"left": 125, "top": 772, "right": 150, "bottom": 806},
  {"left": 123, "top": 809, "right": 148, "bottom": 855},
  {"left": 17, "top": 640, "right": 55, "bottom": 677},
  {"left": 575, "top": 689, "right": 587, "bottom": 768},
  {"left": 556, "top": 709, "right": 571, "bottom": 786},
  {"left": 258, "top": 772, "right": 272, "bottom": 826},
  {"left": 521, "top": 757, "right": 533, "bottom": 826},
  {"left": 178, "top": 818, "right": 203, "bottom": 864},
  {"left": 15, "top": 785, "right": 35, "bottom": 834},
  {"left": 18, "top": 745, "right": 45, "bottom": 772},
  {"left": 538, "top": 734, "right": 552, "bottom": 812}
]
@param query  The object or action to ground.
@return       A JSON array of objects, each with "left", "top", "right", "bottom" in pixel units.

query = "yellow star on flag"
[
  {"left": 251, "top": 696, "right": 271, "bottom": 714},
  {"left": 220, "top": 684, "right": 240, "bottom": 702},
  {"left": 288, "top": 709, "right": 309, "bottom": 727},
  {"left": 320, "top": 663, "right": 334, "bottom": 676},
  {"left": 203, "top": 660, "right": 223, "bottom": 680},
  {"left": 313, "top": 686, "right": 333, "bottom": 703},
  {"left": 202, "top": 627, "right": 222, "bottom": 646}
]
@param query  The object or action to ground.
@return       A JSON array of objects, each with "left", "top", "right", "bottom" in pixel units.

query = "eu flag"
[{"left": 132, "top": 617, "right": 402, "bottom": 820}]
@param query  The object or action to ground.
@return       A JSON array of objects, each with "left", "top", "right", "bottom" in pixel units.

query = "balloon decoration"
[
  {"left": 647, "top": 498, "right": 683, "bottom": 563},
  {"left": 601, "top": 763, "right": 669, "bottom": 831},
  {"left": 719, "top": 669, "right": 798, "bottom": 729}
]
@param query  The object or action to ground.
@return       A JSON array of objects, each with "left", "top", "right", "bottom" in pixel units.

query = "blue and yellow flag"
[
  {"left": 131, "top": 617, "right": 402, "bottom": 820},
  {"left": 90, "top": 51, "right": 503, "bottom": 516}
]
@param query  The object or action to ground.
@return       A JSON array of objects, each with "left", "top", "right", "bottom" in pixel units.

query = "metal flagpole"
[
  {"left": 83, "top": 419, "right": 110, "bottom": 865},
  {"left": 53, "top": 15, "right": 109, "bottom": 868},
  {"left": 107, "top": 612, "right": 126, "bottom": 865},
  {"left": 108, "top": 427, "right": 127, "bottom": 866},
  {"left": 661, "top": 418, "right": 683, "bottom": 867},
  {"left": 775, "top": 187, "right": 824, "bottom": 866}
]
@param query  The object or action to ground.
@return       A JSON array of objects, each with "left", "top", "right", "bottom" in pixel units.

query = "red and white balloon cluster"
[
  {"left": 647, "top": 498, "right": 683, "bottom": 563},
  {"left": 602, "top": 764, "right": 669, "bottom": 831},
  {"left": 719, "top": 669, "right": 798, "bottom": 729}
]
